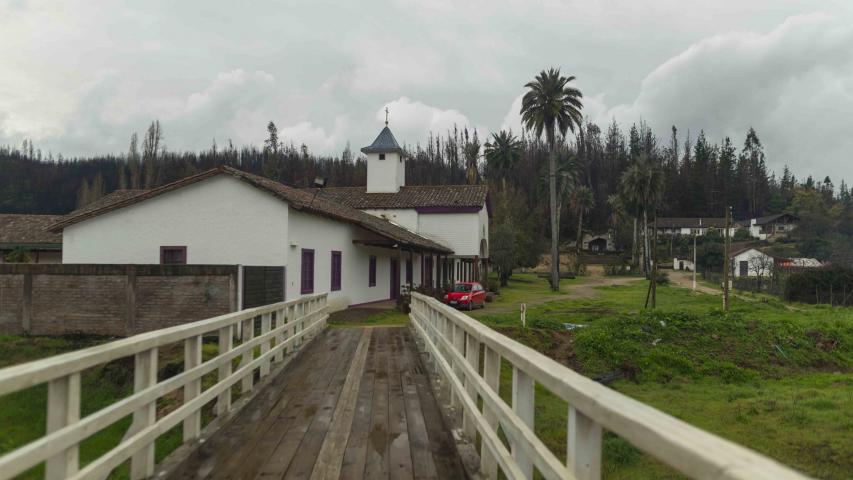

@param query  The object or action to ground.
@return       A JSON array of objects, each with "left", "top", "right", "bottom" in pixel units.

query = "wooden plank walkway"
[{"left": 166, "top": 327, "right": 465, "bottom": 480}]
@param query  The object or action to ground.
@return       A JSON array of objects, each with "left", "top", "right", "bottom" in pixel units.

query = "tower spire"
[{"left": 385, "top": 107, "right": 389, "bottom": 126}]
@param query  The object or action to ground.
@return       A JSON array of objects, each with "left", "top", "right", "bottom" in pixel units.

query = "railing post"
[
  {"left": 512, "top": 366, "right": 535, "bottom": 480},
  {"left": 217, "top": 325, "right": 233, "bottom": 416},
  {"left": 240, "top": 317, "right": 254, "bottom": 393},
  {"left": 568, "top": 406, "right": 602, "bottom": 480},
  {"left": 274, "top": 307, "right": 285, "bottom": 362},
  {"left": 462, "top": 331, "right": 479, "bottom": 440},
  {"left": 45, "top": 372, "right": 80, "bottom": 480},
  {"left": 452, "top": 323, "right": 465, "bottom": 421},
  {"left": 130, "top": 348, "right": 157, "bottom": 480},
  {"left": 183, "top": 336, "right": 202, "bottom": 442},
  {"left": 480, "top": 346, "right": 500, "bottom": 479},
  {"left": 286, "top": 305, "right": 295, "bottom": 354},
  {"left": 260, "top": 312, "right": 271, "bottom": 377}
]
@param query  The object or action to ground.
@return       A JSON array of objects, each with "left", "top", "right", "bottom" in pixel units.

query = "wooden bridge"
[{"left": 0, "top": 293, "right": 810, "bottom": 480}]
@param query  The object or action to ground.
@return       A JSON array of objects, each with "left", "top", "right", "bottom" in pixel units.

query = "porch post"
[
  {"left": 396, "top": 244, "right": 403, "bottom": 310},
  {"left": 408, "top": 249, "right": 414, "bottom": 292}
]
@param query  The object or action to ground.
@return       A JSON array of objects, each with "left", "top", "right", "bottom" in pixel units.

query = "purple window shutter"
[
  {"left": 331, "top": 251, "right": 342, "bottom": 291},
  {"left": 406, "top": 259, "right": 412, "bottom": 283},
  {"left": 301, "top": 249, "right": 314, "bottom": 294},
  {"left": 369, "top": 255, "right": 377, "bottom": 287}
]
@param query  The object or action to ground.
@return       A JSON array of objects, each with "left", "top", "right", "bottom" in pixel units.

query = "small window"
[
  {"left": 368, "top": 255, "right": 377, "bottom": 287},
  {"left": 160, "top": 246, "right": 186, "bottom": 265},
  {"left": 378, "top": 153, "right": 385, "bottom": 160},
  {"left": 301, "top": 249, "right": 315, "bottom": 294},
  {"left": 331, "top": 251, "right": 342, "bottom": 292}
]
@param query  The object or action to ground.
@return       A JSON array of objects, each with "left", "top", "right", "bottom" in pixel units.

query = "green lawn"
[
  {"left": 475, "top": 273, "right": 853, "bottom": 479},
  {"left": 0, "top": 336, "right": 229, "bottom": 479}
]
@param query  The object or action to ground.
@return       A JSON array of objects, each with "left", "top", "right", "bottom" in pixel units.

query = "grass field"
[
  {"left": 475, "top": 273, "right": 853, "bottom": 479},
  {"left": 0, "top": 335, "right": 227, "bottom": 479},
  {"left": 1, "top": 273, "right": 850, "bottom": 478}
]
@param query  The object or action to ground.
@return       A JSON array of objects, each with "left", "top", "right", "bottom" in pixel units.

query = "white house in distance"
[
  {"left": 49, "top": 124, "right": 488, "bottom": 310},
  {"left": 748, "top": 212, "right": 798, "bottom": 240},
  {"left": 731, "top": 247, "right": 821, "bottom": 278},
  {"left": 655, "top": 217, "right": 737, "bottom": 237},
  {"left": 308, "top": 124, "right": 490, "bottom": 285}
]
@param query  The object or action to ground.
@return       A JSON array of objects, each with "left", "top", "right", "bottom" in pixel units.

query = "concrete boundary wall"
[{"left": 0, "top": 264, "right": 238, "bottom": 337}]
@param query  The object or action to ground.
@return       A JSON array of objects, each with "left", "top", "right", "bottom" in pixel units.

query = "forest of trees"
[{"left": 1, "top": 118, "right": 852, "bottom": 268}]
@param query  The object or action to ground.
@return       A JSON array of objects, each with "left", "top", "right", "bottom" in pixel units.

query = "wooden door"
[{"left": 390, "top": 258, "right": 399, "bottom": 299}]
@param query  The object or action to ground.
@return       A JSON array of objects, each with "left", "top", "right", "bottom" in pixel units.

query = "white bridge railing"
[
  {"left": 409, "top": 292, "right": 808, "bottom": 480},
  {"left": 0, "top": 293, "right": 328, "bottom": 480}
]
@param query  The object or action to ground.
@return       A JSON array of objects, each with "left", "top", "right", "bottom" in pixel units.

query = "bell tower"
[{"left": 362, "top": 110, "right": 405, "bottom": 193}]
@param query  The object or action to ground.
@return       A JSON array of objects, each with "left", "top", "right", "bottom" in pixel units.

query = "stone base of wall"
[{"left": 0, "top": 264, "right": 238, "bottom": 337}]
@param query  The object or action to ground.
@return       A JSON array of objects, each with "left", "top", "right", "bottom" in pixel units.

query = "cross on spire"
[{"left": 385, "top": 107, "right": 389, "bottom": 126}]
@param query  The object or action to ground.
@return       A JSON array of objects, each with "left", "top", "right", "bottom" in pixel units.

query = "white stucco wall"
[
  {"left": 733, "top": 249, "right": 774, "bottom": 277},
  {"left": 417, "top": 209, "right": 484, "bottom": 257},
  {"left": 363, "top": 208, "right": 419, "bottom": 232},
  {"left": 366, "top": 152, "right": 404, "bottom": 193},
  {"left": 286, "top": 208, "right": 400, "bottom": 309},
  {"left": 62, "top": 175, "right": 289, "bottom": 265}
]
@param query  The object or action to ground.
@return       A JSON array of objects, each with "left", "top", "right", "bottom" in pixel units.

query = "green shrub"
[
  {"left": 784, "top": 267, "right": 853, "bottom": 306},
  {"left": 572, "top": 310, "right": 852, "bottom": 383}
]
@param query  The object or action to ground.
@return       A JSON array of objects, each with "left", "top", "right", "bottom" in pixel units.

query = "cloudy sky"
[{"left": 2, "top": 0, "right": 852, "bottom": 182}]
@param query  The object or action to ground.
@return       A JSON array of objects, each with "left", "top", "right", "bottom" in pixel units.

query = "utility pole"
[
  {"left": 692, "top": 231, "right": 697, "bottom": 292},
  {"left": 651, "top": 214, "right": 658, "bottom": 308},
  {"left": 723, "top": 206, "right": 731, "bottom": 311}
]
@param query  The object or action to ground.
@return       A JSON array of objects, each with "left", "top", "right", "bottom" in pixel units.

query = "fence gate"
[{"left": 242, "top": 266, "right": 285, "bottom": 309}]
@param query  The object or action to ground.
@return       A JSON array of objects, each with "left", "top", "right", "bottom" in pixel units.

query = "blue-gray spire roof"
[{"left": 361, "top": 126, "right": 403, "bottom": 154}]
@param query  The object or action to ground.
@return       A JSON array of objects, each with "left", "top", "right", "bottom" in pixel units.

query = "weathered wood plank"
[
  {"left": 403, "top": 328, "right": 466, "bottom": 480},
  {"left": 363, "top": 328, "right": 391, "bottom": 479},
  {"left": 399, "top": 329, "right": 439, "bottom": 480},
  {"left": 255, "top": 329, "right": 360, "bottom": 478},
  {"left": 387, "top": 329, "right": 414, "bottom": 480},
  {"left": 309, "top": 328, "right": 373, "bottom": 480},
  {"left": 338, "top": 330, "right": 378, "bottom": 479}
]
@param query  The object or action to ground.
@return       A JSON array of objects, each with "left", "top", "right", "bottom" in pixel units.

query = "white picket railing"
[
  {"left": 409, "top": 292, "right": 809, "bottom": 480},
  {"left": 0, "top": 293, "right": 328, "bottom": 480}
]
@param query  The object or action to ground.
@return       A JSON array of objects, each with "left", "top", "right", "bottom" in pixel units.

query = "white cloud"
[
  {"left": 597, "top": 12, "right": 853, "bottom": 180},
  {"left": 377, "top": 97, "right": 488, "bottom": 147},
  {"left": 1, "top": 0, "right": 852, "bottom": 183}
]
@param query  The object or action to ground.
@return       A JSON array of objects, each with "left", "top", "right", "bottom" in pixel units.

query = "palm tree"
[
  {"left": 618, "top": 154, "right": 665, "bottom": 276},
  {"left": 520, "top": 68, "right": 583, "bottom": 291},
  {"left": 570, "top": 185, "right": 595, "bottom": 258},
  {"left": 484, "top": 130, "right": 522, "bottom": 190}
]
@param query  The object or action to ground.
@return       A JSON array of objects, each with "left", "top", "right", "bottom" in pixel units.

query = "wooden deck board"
[{"left": 164, "top": 326, "right": 464, "bottom": 480}]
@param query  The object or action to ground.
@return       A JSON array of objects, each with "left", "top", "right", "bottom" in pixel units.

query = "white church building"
[{"left": 50, "top": 124, "right": 489, "bottom": 310}]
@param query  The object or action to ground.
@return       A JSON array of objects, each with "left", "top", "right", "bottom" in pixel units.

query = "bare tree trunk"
[
  {"left": 550, "top": 150, "right": 560, "bottom": 291},
  {"left": 643, "top": 208, "right": 650, "bottom": 276}
]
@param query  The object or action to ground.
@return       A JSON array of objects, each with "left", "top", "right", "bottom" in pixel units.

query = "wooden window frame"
[
  {"left": 330, "top": 251, "right": 342, "bottom": 292},
  {"left": 159, "top": 246, "right": 187, "bottom": 265},
  {"left": 368, "top": 255, "right": 377, "bottom": 287},
  {"left": 301, "top": 249, "right": 315, "bottom": 294}
]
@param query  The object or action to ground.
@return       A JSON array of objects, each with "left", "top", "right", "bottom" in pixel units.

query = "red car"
[{"left": 444, "top": 282, "right": 486, "bottom": 310}]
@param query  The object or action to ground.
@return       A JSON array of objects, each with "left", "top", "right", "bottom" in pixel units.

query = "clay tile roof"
[
  {"left": 361, "top": 126, "right": 403, "bottom": 154},
  {"left": 0, "top": 214, "right": 64, "bottom": 247},
  {"left": 306, "top": 184, "right": 489, "bottom": 210},
  {"left": 50, "top": 167, "right": 452, "bottom": 254},
  {"left": 752, "top": 212, "right": 798, "bottom": 225},
  {"left": 68, "top": 189, "right": 149, "bottom": 217}
]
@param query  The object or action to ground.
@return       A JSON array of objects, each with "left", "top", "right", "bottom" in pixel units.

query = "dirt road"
[{"left": 667, "top": 270, "right": 722, "bottom": 295}]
